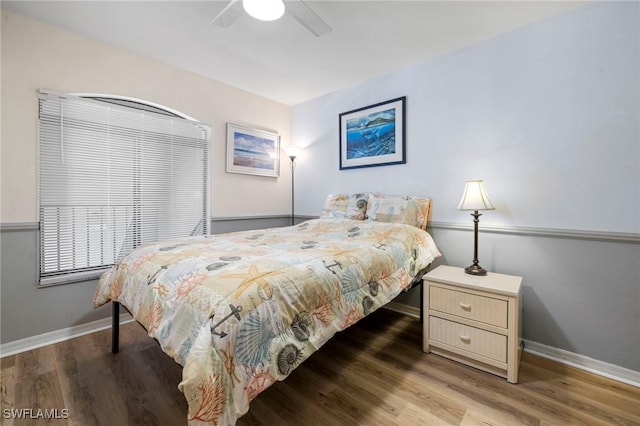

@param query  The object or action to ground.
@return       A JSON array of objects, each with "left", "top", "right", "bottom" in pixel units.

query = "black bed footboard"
[{"left": 112, "top": 301, "right": 120, "bottom": 354}]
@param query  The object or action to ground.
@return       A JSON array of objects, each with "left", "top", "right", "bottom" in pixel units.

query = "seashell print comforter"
[{"left": 94, "top": 218, "right": 440, "bottom": 425}]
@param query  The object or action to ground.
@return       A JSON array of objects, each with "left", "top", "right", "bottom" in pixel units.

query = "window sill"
[{"left": 39, "top": 267, "right": 111, "bottom": 288}]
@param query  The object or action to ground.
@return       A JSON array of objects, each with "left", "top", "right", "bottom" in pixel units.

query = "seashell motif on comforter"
[{"left": 94, "top": 218, "right": 440, "bottom": 425}]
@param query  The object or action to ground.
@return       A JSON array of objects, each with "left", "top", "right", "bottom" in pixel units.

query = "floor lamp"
[
  {"left": 457, "top": 179, "right": 495, "bottom": 276},
  {"left": 283, "top": 146, "right": 302, "bottom": 226}
]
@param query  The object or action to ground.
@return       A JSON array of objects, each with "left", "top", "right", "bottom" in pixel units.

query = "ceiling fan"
[{"left": 210, "top": 0, "right": 332, "bottom": 37}]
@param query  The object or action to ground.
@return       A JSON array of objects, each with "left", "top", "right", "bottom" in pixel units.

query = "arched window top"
[{"left": 71, "top": 92, "right": 198, "bottom": 121}]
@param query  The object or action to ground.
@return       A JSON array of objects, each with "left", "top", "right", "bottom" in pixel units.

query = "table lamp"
[{"left": 457, "top": 179, "right": 495, "bottom": 276}]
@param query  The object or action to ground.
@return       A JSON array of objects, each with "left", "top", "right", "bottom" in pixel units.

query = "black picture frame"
[{"left": 339, "top": 96, "right": 406, "bottom": 170}]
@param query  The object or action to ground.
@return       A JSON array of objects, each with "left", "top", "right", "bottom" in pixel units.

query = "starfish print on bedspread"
[
  {"left": 220, "top": 264, "right": 282, "bottom": 299},
  {"left": 369, "top": 229, "right": 396, "bottom": 244},
  {"left": 322, "top": 245, "right": 358, "bottom": 259}
]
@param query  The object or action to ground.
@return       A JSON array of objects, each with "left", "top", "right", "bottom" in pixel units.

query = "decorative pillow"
[
  {"left": 366, "top": 193, "right": 431, "bottom": 230},
  {"left": 319, "top": 193, "right": 368, "bottom": 220}
]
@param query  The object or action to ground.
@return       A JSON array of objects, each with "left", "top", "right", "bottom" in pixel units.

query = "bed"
[{"left": 94, "top": 193, "right": 440, "bottom": 425}]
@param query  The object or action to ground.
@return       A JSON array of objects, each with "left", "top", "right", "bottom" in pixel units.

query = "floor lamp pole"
[{"left": 289, "top": 155, "right": 296, "bottom": 226}]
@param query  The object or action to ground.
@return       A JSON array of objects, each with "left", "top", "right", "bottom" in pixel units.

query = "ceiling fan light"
[{"left": 243, "top": 0, "right": 285, "bottom": 21}]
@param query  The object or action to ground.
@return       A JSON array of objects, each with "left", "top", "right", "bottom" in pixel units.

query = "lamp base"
[{"left": 464, "top": 264, "right": 488, "bottom": 276}]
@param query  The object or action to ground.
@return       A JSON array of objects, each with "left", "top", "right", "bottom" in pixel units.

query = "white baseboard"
[
  {"left": 2, "top": 308, "right": 638, "bottom": 389},
  {"left": 522, "top": 339, "right": 640, "bottom": 388},
  {"left": 0, "top": 313, "right": 133, "bottom": 358}
]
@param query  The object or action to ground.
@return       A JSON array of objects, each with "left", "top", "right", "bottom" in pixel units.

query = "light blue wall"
[
  {"left": 293, "top": 2, "right": 639, "bottom": 233},
  {"left": 291, "top": 2, "right": 640, "bottom": 372}
]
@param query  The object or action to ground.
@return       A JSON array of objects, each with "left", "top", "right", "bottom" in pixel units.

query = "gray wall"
[
  {"left": 291, "top": 2, "right": 640, "bottom": 372},
  {"left": 0, "top": 218, "right": 291, "bottom": 344},
  {"left": 395, "top": 226, "right": 640, "bottom": 372},
  {"left": 0, "top": 225, "right": 110, "bottom": 343},
  {"left": 211, "top": 215, "right": 302, "bottom": 234}
]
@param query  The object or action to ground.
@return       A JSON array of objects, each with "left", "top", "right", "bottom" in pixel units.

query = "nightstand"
[{"left": 423, "top": 265, "right": 522, "bottom": 383}]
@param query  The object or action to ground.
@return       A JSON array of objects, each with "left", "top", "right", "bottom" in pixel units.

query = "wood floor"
[{"left": 1, "top": 309, "right": 638, "bottom": 426}]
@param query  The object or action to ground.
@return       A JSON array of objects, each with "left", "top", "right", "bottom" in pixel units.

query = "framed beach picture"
[
  {"left": 339, "top": 96, "right": 406, "bottom": 170},
  {"left": 226, "top": 124, "right": 280, "bottom": 177}
]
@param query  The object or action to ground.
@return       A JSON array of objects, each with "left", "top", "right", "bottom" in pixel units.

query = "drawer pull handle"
[
  {"left": 459, "top": 302, "right": 472, "bottom": 310},
  {"left": 459, "top": 334, "right": 471, "bottom": 343}
]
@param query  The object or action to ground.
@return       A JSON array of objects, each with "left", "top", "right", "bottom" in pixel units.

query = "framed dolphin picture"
[{"left": 339, "top": 96, "right": 406, "bottom": 170}]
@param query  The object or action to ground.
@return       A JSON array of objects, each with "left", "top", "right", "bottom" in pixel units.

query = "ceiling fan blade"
[
  {"left": 210, "top": 0, "right": 244, "bottom": 28},
  {"left": 285, "top": 0, "right": 332, "bottom": 37}
]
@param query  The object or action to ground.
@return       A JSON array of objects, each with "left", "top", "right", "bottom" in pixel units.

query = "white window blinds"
[{"left": 38, "top": 92, "right": 210, "bottom": 286}]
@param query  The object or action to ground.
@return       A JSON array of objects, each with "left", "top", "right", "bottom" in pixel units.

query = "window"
[{"left": 38, "top": 91, "right": 211, "bottom": 287}]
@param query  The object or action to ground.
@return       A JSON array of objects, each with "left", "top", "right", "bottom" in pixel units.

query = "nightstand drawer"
[
  {"left": 429, "top": 317, "right": 507, "bottom": 362},
  {"left": 429, "top": 286, "right": 508, "bottom": 328}
]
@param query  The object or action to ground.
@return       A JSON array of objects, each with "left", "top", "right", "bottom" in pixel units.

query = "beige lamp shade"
[{"left": 457, "top": 180, "right": 495, "bottom": 211}]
